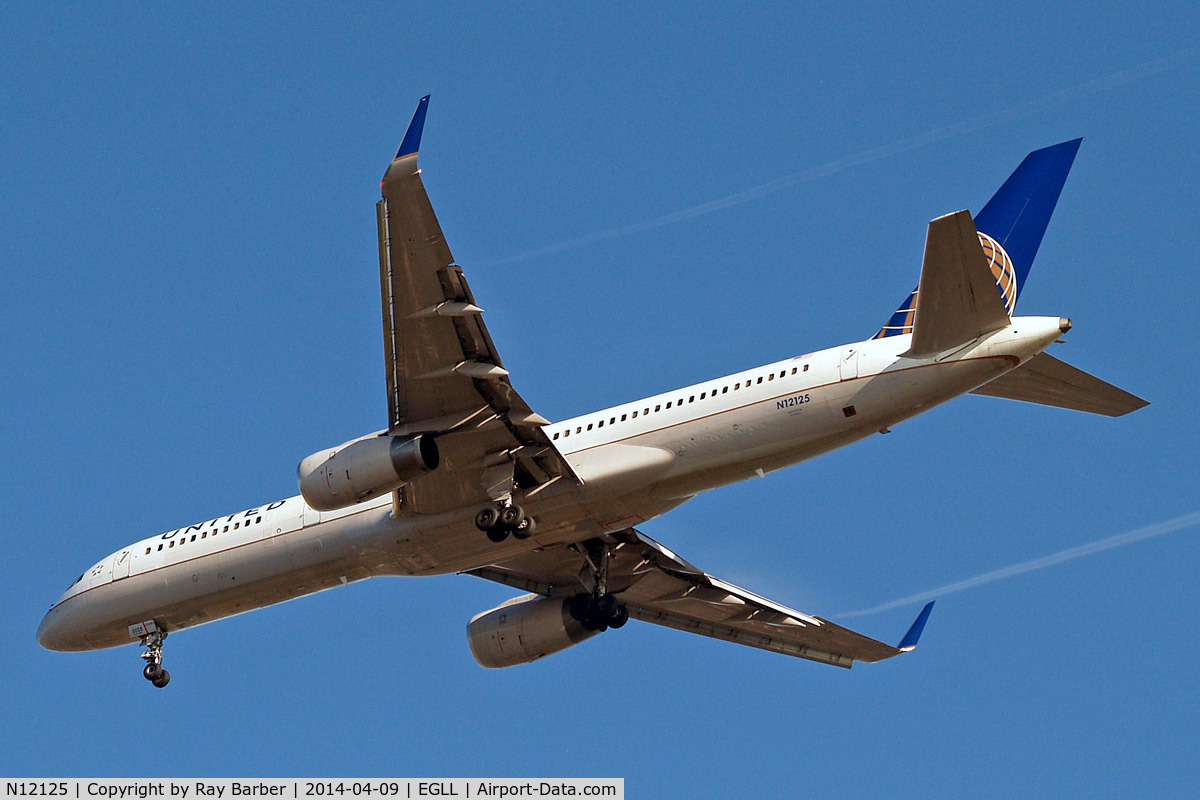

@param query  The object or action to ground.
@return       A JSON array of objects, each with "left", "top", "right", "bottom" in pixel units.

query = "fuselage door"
[
  {"left": 267, "top": 499, "right": 305, "bottom": 549},
  {"left": 112, "top": 549, "right": 132, "bottom": 581},
  {"left": 839, "top": 347, "right": 860, "bottom": 381}
]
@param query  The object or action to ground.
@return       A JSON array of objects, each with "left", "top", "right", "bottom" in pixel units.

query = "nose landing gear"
[{"left": 139, "top": 627, "right": 171, "bottom": 688}]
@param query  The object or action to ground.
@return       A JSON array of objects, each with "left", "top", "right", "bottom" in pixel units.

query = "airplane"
[{"left": 38, "top": 96, "right": 1147, "bottom": 687}]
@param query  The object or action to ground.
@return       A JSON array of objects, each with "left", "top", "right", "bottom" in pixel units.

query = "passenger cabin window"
[
  {"left": 157, "top": 544, "right": 163, "bottom": 551},
  {"left": 768, "top": 374, "right": 774, "bottom": 381},
  {"left": 689, "top": 396, "right": 694, "bottom": 403},
  {"left": 803, "top": 364, "right": 809, "bottom": 372},
  {"left": 791, "top": 367, "right": 797, "bottom": 375},
  {"left": 666, "top": 402, "right": 672, "bottom": 409},
  {"left": 722, "top": 386, "right": 728, "bottom": 393},
  {"left": 587, "top": 423, "right": 593, "bottom": 431},
  {"left": 145, "top": 547, "right": 151, "bottom": 555},
  {"left": 621, "top": 414, "right": 627, "bottom": 421},
  {"left": 598, "top": 420, "right": 604, "bottom": 428},
  {"left": 757, "top": 377, "right": 763, "bottom": 384}
]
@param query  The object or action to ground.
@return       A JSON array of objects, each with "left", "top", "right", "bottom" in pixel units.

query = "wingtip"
[
  {"left": 897, "top": 601, "right": 935, "bottom": 652},
  {"left": 394, "top": 94, "right": 431, "bottom": 160}
]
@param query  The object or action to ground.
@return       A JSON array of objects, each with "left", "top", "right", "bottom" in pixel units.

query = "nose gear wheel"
[{"left": 138, "top": 627, "right": 171, "bottom": 688}]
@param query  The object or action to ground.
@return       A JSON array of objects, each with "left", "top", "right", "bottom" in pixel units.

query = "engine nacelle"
[
  {"left": 467, "top": 594, "right": 599, "bottom": 668},
  {"left": 297, "top": 433, "right": 439, "bottom": 511}
]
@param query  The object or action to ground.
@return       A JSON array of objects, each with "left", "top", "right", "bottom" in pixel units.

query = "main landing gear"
[
  {"left": 139, "top": 628, "right": 171, "bottom": 688},
  {"left": 475, "top": 502, "right": 536, "bottom": 542},
  {"left": 568, "top": 591, "right": 629, "bottom": 632},
  {"left": 568, "top": 539, "right": 629, "bottom": 632}
]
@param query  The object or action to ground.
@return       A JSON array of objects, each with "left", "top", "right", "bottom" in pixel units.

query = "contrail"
[
  {"left": 485, "top": 50, "right": 1196, "bottom": 267},
  {"left": 837, "top": 509, "right": 1200, "bottom": 618}
]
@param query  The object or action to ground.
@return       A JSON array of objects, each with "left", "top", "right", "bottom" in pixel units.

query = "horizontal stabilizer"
[
  {"left": 907, "top": 211, "right": 1011, "bottom": 355},
  {"left": 971, "top": 352, "right": 1148, "bottom": 416}
]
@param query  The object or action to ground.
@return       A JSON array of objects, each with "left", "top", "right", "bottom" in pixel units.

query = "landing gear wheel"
[
  {"left": 486, "top": 525, "right": 509, "bottom": 543},
  {"left": 609, "top": 604, "right": 629, "bottom": 629},
  {"left": 585, "top": 608, "right": 609, "bottom": 633},
  {"left": 499, "top": 505, "right": 525, "bottom": 528},
  {"left": 138, "top": 625, "right": 170, "bottom": 687},
  {"left": 569, "top": 593, "right": 592, "bottom": 623},
  {"left": 567, "top": 590, "right": 627, "bottom": 631},
  {"left": 569, "top": 593, "right": 603, "bottom": 631},
  {"left": 511, "top": 515, "right": 536, "bottom": 540},
  {"left": 597, "top": 593, "right": 619, "bottom": 620},
  {"left": 475, "top": 507, "right": 500, "bottom": 532}
]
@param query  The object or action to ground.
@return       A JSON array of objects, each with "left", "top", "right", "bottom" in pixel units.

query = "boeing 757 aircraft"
[{"left": 38, "top": 97, "right": 1146, "bottom": 687}]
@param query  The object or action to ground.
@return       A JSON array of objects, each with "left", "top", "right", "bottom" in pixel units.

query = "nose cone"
[
  {"left": 37, "top": 600, "right": 86, "bottom": 652},
  {"left": 37, "top": 606, "right": 64, "bottom": 650}
]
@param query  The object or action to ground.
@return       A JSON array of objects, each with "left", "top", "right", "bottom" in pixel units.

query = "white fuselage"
[{"left": 37, "top": 317, "right": 1065, "bottom": 651}]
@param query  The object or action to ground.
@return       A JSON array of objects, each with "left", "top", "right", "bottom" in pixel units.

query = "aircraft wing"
[
  {"left": 378, "top": 97, "right": 577, "bottom": 513},
  {"left": 467, "top": 527, "right": 933, "bottom": 668}
]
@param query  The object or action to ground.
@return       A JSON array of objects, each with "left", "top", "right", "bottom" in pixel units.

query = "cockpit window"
[{"left": 68, "top": 572, "right": 84, "bottom": 590}]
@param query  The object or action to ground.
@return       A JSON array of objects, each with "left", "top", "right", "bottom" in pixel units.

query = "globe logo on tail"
[{"left": 978, "top": 231, "right": 1018, "bottom": 314}]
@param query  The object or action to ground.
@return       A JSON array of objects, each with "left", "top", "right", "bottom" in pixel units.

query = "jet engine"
[
  {"left": 297, "top": 433, "right": 439, "bottom": 511},
  {"left": 467, "top": 594, "right": 599, "bottom": 668}
]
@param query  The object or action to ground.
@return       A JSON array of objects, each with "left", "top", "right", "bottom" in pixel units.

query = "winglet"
[
  {"left": 395, "top": 95, "right": 431, "bottom": 159},
  {"left": 897, "top": 601, "right": 935, "bottom": 652}
]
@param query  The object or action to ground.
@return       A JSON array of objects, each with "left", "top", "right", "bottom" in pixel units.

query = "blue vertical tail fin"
[{"left": 874, "top": 139, "right": 1082, "bottom": 340}]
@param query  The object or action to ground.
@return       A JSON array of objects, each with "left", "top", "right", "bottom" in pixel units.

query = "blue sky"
[{"left": 4, "top": 2, "right": 1198, "bottom": 795}]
